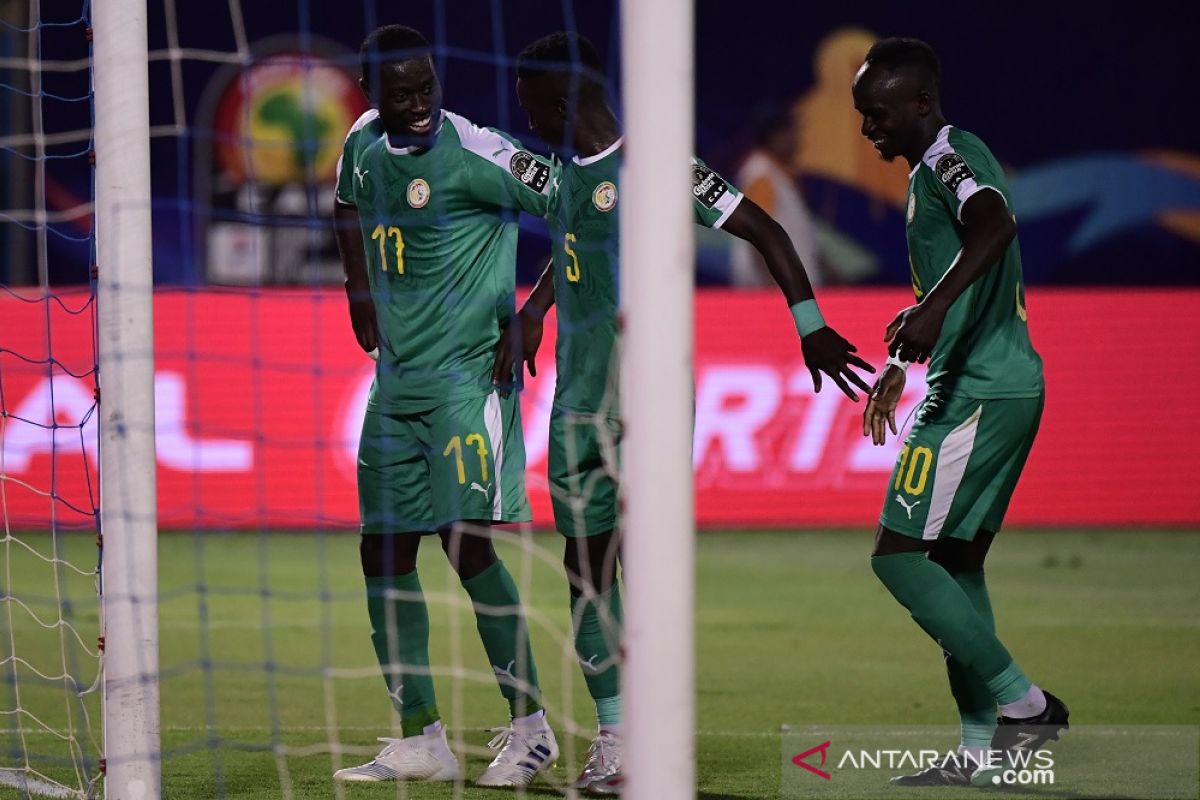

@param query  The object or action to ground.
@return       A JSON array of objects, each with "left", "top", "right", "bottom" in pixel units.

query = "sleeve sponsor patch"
[
  {"left": 510, "top": 151, "right": 551, "bottom": 193},
  {"left": 934, "top": 153, "right": 975, "bottom": 194},
  {"left": 692, "top": 165, "right": 728, "bottom": 208}
]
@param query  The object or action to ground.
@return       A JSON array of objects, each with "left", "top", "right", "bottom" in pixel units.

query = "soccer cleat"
[
  {"left": 332, "top": 728, "right": 460, "bottom": 782},
  {"left": 889, "top": 753, "right": 972, "bottom": 786},
  {"left": 475, "top": 716, "right": 559, "bottom": 787},
  {"left": 568, "top": 731, "right": 622, "bottom": 790},
  {"left": 972, "top": 689, "right": 1069, "bottom": 787},
  {"left": 992, "top": 689, "right": 1070, "bottom": 754},
  {"left": 587, "top": 772, "right": 624, "bottom": 796}
]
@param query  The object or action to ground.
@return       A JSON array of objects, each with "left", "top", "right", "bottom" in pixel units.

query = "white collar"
[
  {"left": 383, "top": 111, "right": 447, "bottom": 155},
  {"left": 573, "top": 136, "right": 623, "bottom": 166}
]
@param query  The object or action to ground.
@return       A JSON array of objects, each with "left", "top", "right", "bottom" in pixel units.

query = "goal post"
[
  {"left": 92, "top": 0, "right": 161, "bottom": 796},
  {"left": 620, "top": 0, "right": 697, "bottom": 798}
]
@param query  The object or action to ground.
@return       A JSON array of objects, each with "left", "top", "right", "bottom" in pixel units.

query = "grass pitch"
[{"left": 3, "top": 529, "right": 1198, "bottom": 799}]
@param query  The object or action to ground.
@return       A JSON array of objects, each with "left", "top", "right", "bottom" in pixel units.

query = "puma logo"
[
  {"left": 894, "top": 494, "right": 921, "bottom": 519},
  {"left": 492, "top": 660, "right": 517, "bottom": 683},
  {"left": 354, "top": 166, "right": 369, "bottom": 187},
  {"left": 578, "top": 653, "right": 601, "bottom": 673},
  {"left": 469, "top": 482, "right": 491, "bottom": 497}
]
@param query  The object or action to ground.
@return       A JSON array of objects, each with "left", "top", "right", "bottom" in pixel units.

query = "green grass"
[{"left": 3, "top": 530, "right": 1198, "bottom": 799}]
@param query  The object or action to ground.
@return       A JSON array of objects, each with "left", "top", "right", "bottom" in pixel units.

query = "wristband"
[
  {"left": 789, "top": 299, "right": 826, "bottom": 338},
  {"left": 885, "top": 354, "right": 910, "bottom": 372}
]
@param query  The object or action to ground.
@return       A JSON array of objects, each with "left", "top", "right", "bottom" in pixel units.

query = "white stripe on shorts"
[
  {"left": 922, "top": 404, "right": 983, "bottom": 540},
  {"left": 484, "top": 392, "right": 504, "bottom": 518}
]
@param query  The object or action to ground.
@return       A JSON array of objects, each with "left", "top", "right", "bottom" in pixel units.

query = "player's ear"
[
  {"left": 915, "top": 90, "right": 933, "bottom": 116},
  {"left": 556, "top": 96, "right": 569, "bottom": 118},
  {"left": 358, "top": 77, "right": 374, "bottom": 104}
]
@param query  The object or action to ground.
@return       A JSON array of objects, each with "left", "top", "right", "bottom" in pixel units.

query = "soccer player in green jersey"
[
  {"left": 853, "top": 38, "right": 1068, "bottom": 786},
  {"left": 492, "top": 32, "right": 875, "bottom": 795},
  {"left": 331, "top": 24, "right": 559, "bottom": 787}
]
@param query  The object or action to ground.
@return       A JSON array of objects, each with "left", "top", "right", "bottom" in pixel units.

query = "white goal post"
[
  {"left": 93, "top": 0, "right": 161, "bottom": 797},
  {"left": 621, "top": 0, "right": 696, "bottom": 798}
]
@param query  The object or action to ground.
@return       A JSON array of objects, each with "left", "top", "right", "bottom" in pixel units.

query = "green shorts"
[
  {"left": 548, "top": 407, "right": 621, "bottom": 538},
  {"left": 357, "top": 392, "right": 530, "bottom": 533},
  {"left": 879, "top": 392, "right": 1044, "bottom": 542}
]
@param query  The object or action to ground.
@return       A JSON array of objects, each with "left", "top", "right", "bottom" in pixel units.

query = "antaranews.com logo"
[{"left": 790, "top": 741, "right": 1054, "bottom": 787}]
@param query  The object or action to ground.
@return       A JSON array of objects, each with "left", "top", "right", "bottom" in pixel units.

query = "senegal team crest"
[
  {"left": 408, "top": 178, "right": 431, "bottom": 208},
  {"left": 592, "top": 181, "right": 617, "bottom": 212},
  {"left": 907, "top": 192, "right": 916, "bottom": 223}
]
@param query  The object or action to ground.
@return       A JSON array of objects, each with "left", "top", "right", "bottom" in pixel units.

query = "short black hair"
[
  {"left": 360, "top": 25, "right": 431, "bottom": 88},
  {"left": 864, "top": 37, "right": 941, "bottom": 94},
  {"left": 516, "top": 31, "right": 605, "bottom": 99}
]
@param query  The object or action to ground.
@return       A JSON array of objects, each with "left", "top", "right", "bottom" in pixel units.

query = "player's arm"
[
  {"left": 722, "top": 197, "right": 874, "bottom": 401},
  {"left": 333, "top": 201, "right": 378, "bottom": 355},
  {"left": 887, "top": 189, "right": 1016, "bottom": 363},
  {"left": 492, "top": 257, "right": 554, "bottom": 394},
  {"left": 449, "top": 115, "right": 557, "bottom": 217}
]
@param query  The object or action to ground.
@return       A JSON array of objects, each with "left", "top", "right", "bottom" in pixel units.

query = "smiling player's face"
[
  {"left": 852, "top": 64, "right": 923, "bottom": 163},
  {"left": 371, "top": 57, "right": 442, "bottom": 141}
]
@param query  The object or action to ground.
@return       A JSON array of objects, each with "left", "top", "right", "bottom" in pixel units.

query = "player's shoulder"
[
  {"left": 442, "top": 110, "right": 524, "bottom": 159},
  {"left": 343, "top": 109, "right": 382, "bottom": 145},
  {"left": 919, "top": 125, "right": 1001, "bottom": 191}
]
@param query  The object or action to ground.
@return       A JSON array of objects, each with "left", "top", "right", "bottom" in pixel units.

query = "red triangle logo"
[{"left": 792, "top": 740, "right": 832, "bottom": 780}]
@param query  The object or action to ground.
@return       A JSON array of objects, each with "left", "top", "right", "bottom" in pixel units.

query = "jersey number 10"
[{"left": 371, "top": 225, "right": 406, "bottom": 273}]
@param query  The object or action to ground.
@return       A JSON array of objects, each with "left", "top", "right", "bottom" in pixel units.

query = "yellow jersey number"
[
  {"left": 564, "top": 232, "right": 581, "bottom": 283},
  {"left": 443, "top": 433, "right": 490, "bottom": 485},
  {"left": 371, "top": 225, "right": 405, "bottom": 274},
  {"left": 894, "top": 444, "right": 933, "bottom": 496}
]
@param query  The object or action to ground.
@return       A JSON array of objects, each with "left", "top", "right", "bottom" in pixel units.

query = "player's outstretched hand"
[
  {"left": 491, "top": 309, "right": 544, "bottom": 397},
  {"left": 863, "top": 364, "right": 906, "bottom": 445},
  {"left": 885, "top": 300, "right": 946, "bottom": 364},
  {"left": 345, "top": 283, "right": 378, "bottom": 354},
  {"left": 801, "top": 326, "right": 875, "bottom": 401}
]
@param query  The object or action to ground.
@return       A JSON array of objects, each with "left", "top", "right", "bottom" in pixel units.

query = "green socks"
[
  {"left": 871, "top": 553, "right": 1032, "bottom": 707},
  {"left": 365, "top": 572, "right": 440, "bottom": 737},
  {"left": 947, "top": 570, "right": 998, "bottom": 746},
  {"left": 570, "top": 585, "right": 623, "bottom": 724},
  {"left": 461, "top": 560, "right": 543, "bottom": 718}
]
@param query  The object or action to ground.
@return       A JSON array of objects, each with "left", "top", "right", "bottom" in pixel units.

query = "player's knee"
[
  {"left": 360, "top": 533, "right": 420, "bottom": 578},
  {"left": 564, "top": 531, "right": 619, "bottom": 596},
  {"left": 928, "top": 530, "right": 996, "bottom": 573},
  {"left": 439, "top": 523, "right": 497, "bottom": 581}
]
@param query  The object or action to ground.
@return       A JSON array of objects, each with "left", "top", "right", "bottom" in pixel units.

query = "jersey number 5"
[
  {"left": 564, "top": 232, "right": 581, "bottom": 283},
  {"left": 371, "top": 225, "right": 405, "bottom": 274}
]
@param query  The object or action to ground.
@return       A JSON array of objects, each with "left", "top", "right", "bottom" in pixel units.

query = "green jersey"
[
  {"left": 546, "top": 141, "right": 743, "bottom": 413},
  {"left": 906, "top": 126, "right": 1043, "bottom": 399},
  {"left": 336, "top": 109, "right": 556, "bottom": 413}
]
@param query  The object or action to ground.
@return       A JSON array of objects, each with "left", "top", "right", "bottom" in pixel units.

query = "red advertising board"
[{"left": 2, "top": 288, "right": 1197, "bottom": 529}]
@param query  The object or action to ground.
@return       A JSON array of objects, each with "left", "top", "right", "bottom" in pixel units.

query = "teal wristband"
[{"left": 789, "top": 299, "right": 825, "bottom": 338}]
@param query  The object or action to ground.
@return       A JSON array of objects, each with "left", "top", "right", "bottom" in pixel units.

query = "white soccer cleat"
[
  {"left": 475, "top": 716, "right": 559, "bottom": 787},
  {"left": 587, "top": 772, "right": 624, "bottom": 796},
  {"left": 568, "top": 730, "right": 621, "bottom": 790},
  {"left": 333, "top": 727, "right": 460, "bottom": 783}
]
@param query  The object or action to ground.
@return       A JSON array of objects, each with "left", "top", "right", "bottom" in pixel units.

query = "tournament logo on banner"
[{"left": 199, "top": 46, "right": 368, "bottom": 284}]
